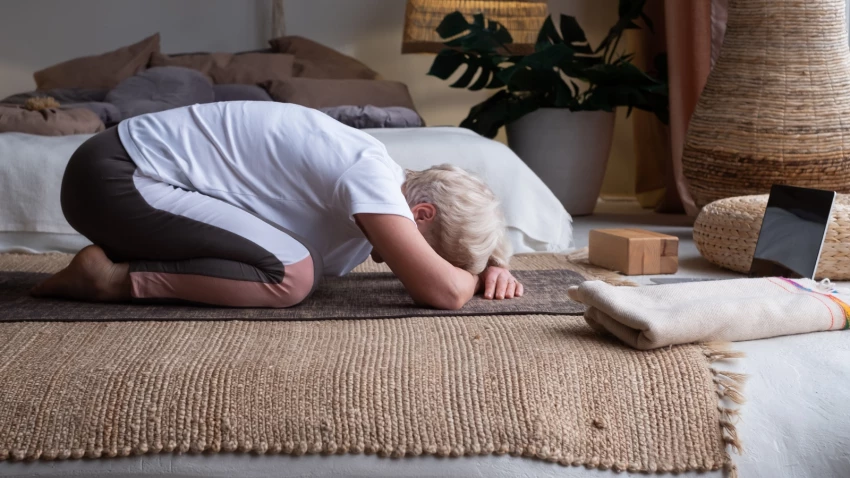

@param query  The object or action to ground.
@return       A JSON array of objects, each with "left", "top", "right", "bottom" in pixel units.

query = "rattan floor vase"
[
  {"left": 694, "top": 194, "right": 850, "bottom": 280},
  {"left": 682, "top": 0, "right": 850, "bottom": 208}
]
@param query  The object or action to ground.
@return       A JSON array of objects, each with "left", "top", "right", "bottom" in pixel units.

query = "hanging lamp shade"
[{"left": 402, "top": 0, "right": 548, "bottom": 54}]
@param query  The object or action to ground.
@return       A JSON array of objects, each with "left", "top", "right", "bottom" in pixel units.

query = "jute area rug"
[{"left": 0, "top": 251, "right": 742, "bottom": 475}]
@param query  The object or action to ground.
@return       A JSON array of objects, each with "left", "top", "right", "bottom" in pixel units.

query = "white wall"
[{"left": 0, "top": 0, "right": 269, "bottom": 98}]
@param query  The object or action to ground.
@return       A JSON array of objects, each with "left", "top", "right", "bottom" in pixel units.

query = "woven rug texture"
[{"left": 0, "top": 252, "right": 742, "bottom": 474}]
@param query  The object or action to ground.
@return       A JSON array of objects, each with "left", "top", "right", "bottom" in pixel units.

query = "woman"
[{"left": 32, "top": 101, "right": 523, "bottom": 310}]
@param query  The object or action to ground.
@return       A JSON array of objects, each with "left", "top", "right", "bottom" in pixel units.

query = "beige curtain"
[
  {"left": 271, "top": 0, "right": 286, "bottom": 39},
  {"left": 630, "top": 0, "right": 670, "bottom": 209},
  {"left": 631, "top": 0, "right": 728, "bottom": 215}
]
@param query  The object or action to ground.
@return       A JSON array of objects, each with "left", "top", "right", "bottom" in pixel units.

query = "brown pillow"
[
  {"left": 0, "top": 105, "right": 104, "bottom": 136},
  {"left": 33, "top": 34, "right": 160, "bottom": 90},
  {"left": 150, "top": 51, "right": 228, "bottom": 76},
  {"left": 263, "top": 78, "right": 417, "bottom": 110},
  {"left": 268, "top": 36, "right": 379, "bottom": 80},
  {"left": 151, "top": 52, "right": 294, "bottom": 84}
]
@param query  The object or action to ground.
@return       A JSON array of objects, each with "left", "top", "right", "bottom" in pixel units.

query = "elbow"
[
  {"left": 434, "top": 295, "right": 466, "bottom": 311},
  {"left": 429, "top": 286, "right": 468, "bottom": 311}
]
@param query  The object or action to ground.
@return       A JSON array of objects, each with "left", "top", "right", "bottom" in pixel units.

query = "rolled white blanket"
[{"left": 567, "top": 278, "right": 850, "bottom": 349}]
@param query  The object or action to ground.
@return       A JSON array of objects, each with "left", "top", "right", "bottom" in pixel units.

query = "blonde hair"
[{"left": 403, "top": 164, "right": 511, "bottom": 274}]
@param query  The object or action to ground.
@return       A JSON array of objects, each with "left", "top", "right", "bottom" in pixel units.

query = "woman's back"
[{"left": 118, "top": 101, "right": 414, "bottom": 275}]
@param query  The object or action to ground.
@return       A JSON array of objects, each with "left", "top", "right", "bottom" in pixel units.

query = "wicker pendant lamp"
[
  {"left": 682, "top": 0, "right": 850, "bottom": 208},
  {"left": 402, "top": 0, "right": 548, "bottom": 54}
]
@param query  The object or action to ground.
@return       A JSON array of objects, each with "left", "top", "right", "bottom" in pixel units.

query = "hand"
[{"left": 479, "top": 266, "right": 523, "bottom": 300}]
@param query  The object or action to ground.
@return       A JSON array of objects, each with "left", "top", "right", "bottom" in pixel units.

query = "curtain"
[
  {"left": 630, "top": 0, "right": 670, "bottom": 209},
  {"left": 631, "top": 0, "right": 727, "bottom": 215},
  {"left": 271, "top": 0, "right": 286, "bottom": 39}
]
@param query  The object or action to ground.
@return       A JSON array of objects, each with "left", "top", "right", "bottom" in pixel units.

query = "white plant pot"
[{"left": 506, "top": 108, "right": 616, "bottom": 216}]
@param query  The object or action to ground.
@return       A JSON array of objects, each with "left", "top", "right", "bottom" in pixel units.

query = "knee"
[{"left": 272, "top": 255, "right": 316, "bottom": 307}]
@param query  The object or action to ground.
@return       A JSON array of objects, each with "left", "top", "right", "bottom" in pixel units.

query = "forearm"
[{"left": 411, "top": 267, "right": 476, "bottom": 310}]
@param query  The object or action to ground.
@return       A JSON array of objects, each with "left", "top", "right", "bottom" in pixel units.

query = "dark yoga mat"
[{"left": 0, "top": 269, "right": 586, "bottom": 321}]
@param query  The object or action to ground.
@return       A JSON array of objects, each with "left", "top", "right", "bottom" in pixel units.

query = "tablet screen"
[{"left": 749, "top": 185, "right": 836, "bottom": 279}]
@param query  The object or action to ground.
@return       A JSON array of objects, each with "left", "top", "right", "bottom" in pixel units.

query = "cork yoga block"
[{"left": 588, "top": 229, "right": 678, "bottom": 276}]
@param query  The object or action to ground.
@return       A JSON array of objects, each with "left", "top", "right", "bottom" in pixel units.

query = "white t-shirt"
[{"left": 118, "top": 101, "right": 415, "bottom": 276}]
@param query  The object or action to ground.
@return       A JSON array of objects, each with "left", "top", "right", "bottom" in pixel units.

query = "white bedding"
[{"left": 0, "top": 128, "right": 572, "bottom": 254}]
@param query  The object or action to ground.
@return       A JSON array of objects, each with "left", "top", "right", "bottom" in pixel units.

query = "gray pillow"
[
  {"left": 213, "top": 84, "right": 273, "bottom": 102},
  {"left": 1, "top": 88, "right": 108, "bottom": 105},
  {"left": 65, "top": 102, "right": 122, "bottom": 126},
  {"left": 320, "top": 105, "right": 424, "bottom": 129},
  {"left": 105, "top": 66, "right": 214, "bottom": 120}
]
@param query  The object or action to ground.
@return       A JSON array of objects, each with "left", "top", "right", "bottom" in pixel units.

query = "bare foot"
[{"left": 30, "top": 245, "right": 131, "bottom": 302}]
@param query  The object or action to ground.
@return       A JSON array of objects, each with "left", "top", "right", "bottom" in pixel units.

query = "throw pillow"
[
  {"left": 150, "top": 52, "right": 294, "bottom": 84},
  {"left": 0, "top": 105, "right": 104, "bottom": 136},
  {"left": 105, "top": 66, "right": 215, "bottom": 120},
  {"left": 33, "top": 33, "right": 160, "bottom": 90},
  {"left": 213, "top": 84, "right": 273, "bottom": 102},
  {"left": 320, "top": 106, "right": 424, "bottom": 129},
  {"left": 1, "top": 88, "right": 109, "bottom": 105},
  {"left": 268, "top": 35, "right": 379, "bottom": 80},
  {"left": 263, "top": 78, "right": 417, "bottom": 110}
]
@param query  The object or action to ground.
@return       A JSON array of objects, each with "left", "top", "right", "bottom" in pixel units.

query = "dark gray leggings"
[{"left": 61, "top": 127, "right": 321, "bottom": 307}]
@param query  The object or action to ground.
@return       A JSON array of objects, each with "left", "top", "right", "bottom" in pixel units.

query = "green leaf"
[
  {"left": 553, "top": 80, "right": 574, "bottom": 108},
  {"left": 536, "top": 16, "right": 562, "bottom": 46},
  {"left": 469, "top": 66, "right": 493, "bottom": 90},
  {"left": 570, "top": 80, "right": 581, "bottom": 97},
  {"left": 436, "top": 11, "right": 470, "bottom": 39},
  {"left": 472, "top": 13, "right": 485, "bottom": 28},
  {"left": 517, "top": 43, "right": 575, "bottom": 71},
  {"left": 558, "top": 15, "right": 592, "bottom": 54},
  {"left": 460, "top": 90, "right": 513, "bottom": 138},
  {"left": 640, "top": 12, "right": 655, "bottom": 33},
  {"left": 618, "top": 0, "right": 648, "bottom": 19},
  {"left": 451, "top": 63, "right": 480, "bottom": 88},
  {"left": 460, "top": 91, "right": 544, "bottom": 138},
  {"left": 427, "top": 49, "right": 467, "bottom": 80}
]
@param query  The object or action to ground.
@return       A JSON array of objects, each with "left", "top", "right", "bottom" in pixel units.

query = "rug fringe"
[
  {"left": 703, "top": 342, "right": 747, "bottom": 478},
  {"left": 565, "top": 248, "right": 637, "bottom": 287}
]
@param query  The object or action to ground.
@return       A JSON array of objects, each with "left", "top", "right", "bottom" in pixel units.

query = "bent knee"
[{"left": 270, "top": 255, "right": 316, "bottom": 307}]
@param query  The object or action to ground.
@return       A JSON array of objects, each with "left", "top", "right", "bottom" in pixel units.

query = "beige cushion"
[
  {"left": 0, "top": 105, "right": 104, "bottom": 136},
  {"left": 33, "top": 34, "right": 160, "bottom": 90},
  {"left": 263, "top": 78, "right": 416, "bottom": 110},
  {"left": 150, "top": 52, "right": 295, "bottom": 84},
  {"left": 693, "top": 194, "right": 850, "bottom": 280},
  {"left": 269, "top": 35, "right": 379, "bottom": 80}
]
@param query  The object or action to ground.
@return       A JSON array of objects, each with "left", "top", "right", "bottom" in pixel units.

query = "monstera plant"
[
  {"left": 426, "top": 0, "right": 669, "bottom": 215},
  {"left": 427, "top": 0, "right": 669, "bottom": 138}
]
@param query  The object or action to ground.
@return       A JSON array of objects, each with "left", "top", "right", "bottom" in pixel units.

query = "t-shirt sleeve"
[{"left": 335, "top": 157, "right": 416, "bottom": 224}]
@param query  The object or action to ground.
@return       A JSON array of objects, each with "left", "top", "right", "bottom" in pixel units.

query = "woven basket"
[
  {"left": 694, "top": 195, "right": 850, "bottom": 279},
  {"left": 402, "top": 0, "right": 548, "bottom": 54},
  {"left": 682, "top": 0, "right": 850, "bottom": 208}
]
